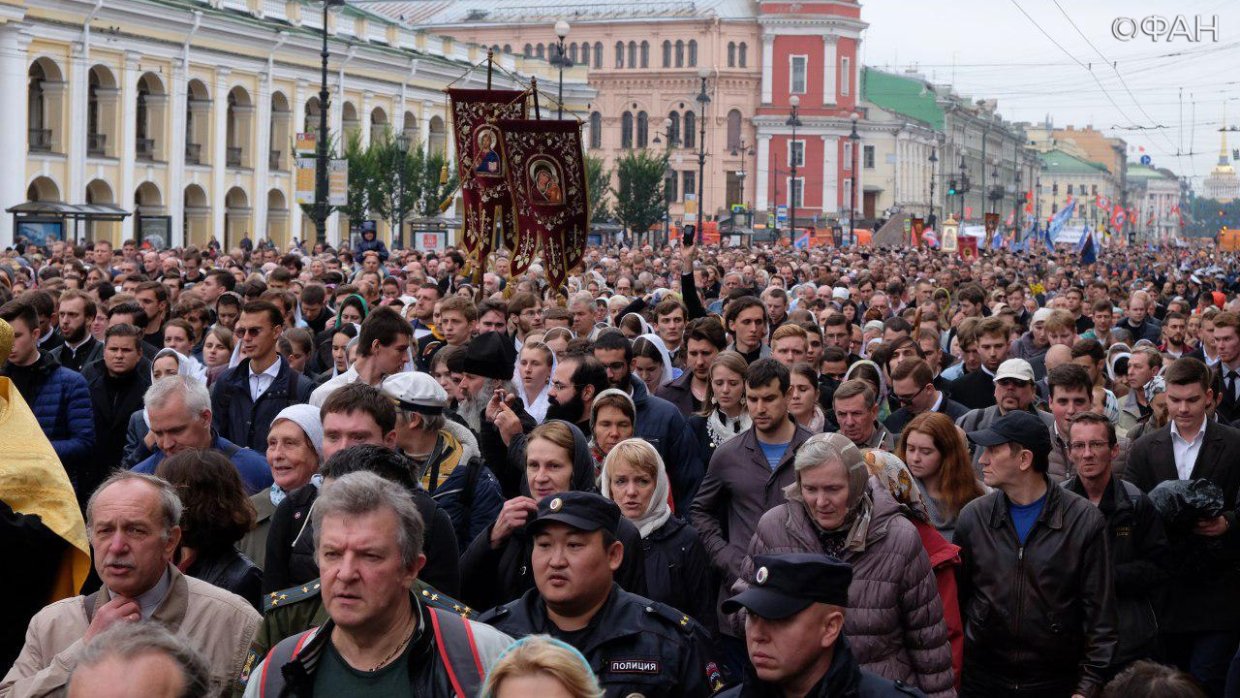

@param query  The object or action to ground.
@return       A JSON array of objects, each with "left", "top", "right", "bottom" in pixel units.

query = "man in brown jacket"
[
  {"left": 2, "top": 472, "right": 260, "bottom": 698},
  {"left": 690, "top": 358, "right": 814, "bottom": 680}
]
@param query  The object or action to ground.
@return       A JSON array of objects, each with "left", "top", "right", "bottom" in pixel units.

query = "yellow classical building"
[{"left": 11, "top": 0, "right": 589, "bottom": 249}]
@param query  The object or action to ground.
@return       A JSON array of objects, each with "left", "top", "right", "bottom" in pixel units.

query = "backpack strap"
[
  {"left": 428, "top": 607, "right": 484, "bottom": 697},
  {"left": 259, "top": 629, "right": 316, "bottom": 698}
]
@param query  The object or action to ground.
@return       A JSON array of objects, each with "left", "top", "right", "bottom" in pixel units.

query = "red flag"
[
  {"left": 497, "top": 119, "right": 590, "bottom": 289},
  {"left": 449, "top": 88, "right": 528, "bottom": 269}
]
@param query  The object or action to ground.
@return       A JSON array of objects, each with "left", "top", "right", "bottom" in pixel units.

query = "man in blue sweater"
[{"left": 0, "top": 298, "right": 95, "bottom": 507}]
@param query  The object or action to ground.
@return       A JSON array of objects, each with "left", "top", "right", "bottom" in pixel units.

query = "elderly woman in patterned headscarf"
[{"left": 740, "top": 433, "right": 955, "bottom": 697}]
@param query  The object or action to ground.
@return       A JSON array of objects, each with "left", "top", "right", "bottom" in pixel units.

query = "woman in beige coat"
[{"left": 742, "top": 433, "right": 956, "bottom": 697}]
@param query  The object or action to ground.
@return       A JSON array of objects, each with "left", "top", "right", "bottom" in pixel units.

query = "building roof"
[
  {"left": 361, "top": 0, "right": 758, "bottom": 27},
  {"left": 861, "top": 68, "right": 944, "bottom": 131},
  {"left": 1126, "top": 164, "right": 1176, "bottom": 182},
  {"left": 1039, "top": 149, "right": 1110, "bottom": 177}
]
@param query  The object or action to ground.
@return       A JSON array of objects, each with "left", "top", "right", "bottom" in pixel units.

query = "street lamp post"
[
  {"left": 848, "top": 112, "right": 860, "bottom": 245},
  {"left": 314, "top": 0, "right": 344, "bottom": 246},
  {"left": 928, "top": 147, "right": 938, "bottom": 226},
  {"left": 554, "top": 20, "right": 570, "bottom": 119},
  {"left": 786, "top": 95, "right": 802, "bottom": 246},
  {"left": 695, "top": 67, "right": 710, "bottom": 233},
  {"left": 732, "top": 139, "right": 755, "bottom": 228},
  {"left": 958, "top": 155, "right": 967, "bottom": 222},
  {"left": 394, "top": 131, "right": 410, "bottom": 250},
  {"left": 990, "top": 163, "right": 1000, "bottom": 215},
  {"left": 653, "top": 119, "right": 679, "bottom": 246}
]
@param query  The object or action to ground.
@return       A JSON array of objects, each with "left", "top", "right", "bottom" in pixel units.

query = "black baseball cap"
[
  {"left": 966, "top": 410, "right": 1051, "bottom": 458},
  {"left": 530, "top": 492, "right": 621, "bottom": 536},
  {"left": 721, "top": 553, "right": 853, "bottom": 620}
]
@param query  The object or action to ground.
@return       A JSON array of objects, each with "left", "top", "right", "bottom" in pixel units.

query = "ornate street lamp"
[
  {"left": 554, "top": 20, "right": 571, "bottom": 119},
  {"left": 695, "top": 66, "right": 710, "bottom": 230},
  {"left": 848, "top": 112, "right": 860, "bottom": 244},
  {"left": 786, "top": 95, "right": 802, "bottom": 245}
]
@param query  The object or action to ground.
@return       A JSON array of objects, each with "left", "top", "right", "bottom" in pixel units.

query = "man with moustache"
[
  {"left": 53, "top": 291, "right": 102, "bottom": 372},
  {"left": 2, "top": 472, "right": 260, "bottom": 696}
]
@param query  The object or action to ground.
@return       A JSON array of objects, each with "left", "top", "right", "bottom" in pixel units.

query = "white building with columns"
[{"left": 11, "top": 0, "right": 589, "bottom": 250}]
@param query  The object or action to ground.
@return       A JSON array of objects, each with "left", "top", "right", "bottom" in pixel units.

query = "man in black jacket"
[
  {"left": 950, "top": 316, "right": 1010, "bottom": 410},
  {"left": 1126, "top": 357, "right": 1240, "bottom": 695},
  {"left": 1062, "top": 411, "right": 1168, "bottom": 671},
  {"left": 956, "top": 410, "right": 1116, "bottom": 697},
  {"left": 82, "top": 324, "right": 151, "bottom": 476},
  {"left": 52, "top": 291, "right": 100, "bottom": 373},
  {"left": 211, "top": 300, "right": 314, "bottom": 453}
]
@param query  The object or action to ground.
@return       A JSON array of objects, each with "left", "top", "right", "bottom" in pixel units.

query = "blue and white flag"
[
  {"left": 1079, "top": 225, "right": 1097, "bottom": 265},
  {"left": 1047, "top": 198, "right": 1076, "bottom": 243}
]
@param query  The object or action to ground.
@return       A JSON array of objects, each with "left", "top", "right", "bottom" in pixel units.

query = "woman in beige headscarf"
[
  {"left": 740, "top": 432, "right": 955, "bottom": 697},
  {"left": 0, "top": 318, "right": 92, "bottom": 668}
]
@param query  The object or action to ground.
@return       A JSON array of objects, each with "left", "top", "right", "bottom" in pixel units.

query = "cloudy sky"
[{"left": 860, "top": 0, "right": 1237, "bottom": 186}]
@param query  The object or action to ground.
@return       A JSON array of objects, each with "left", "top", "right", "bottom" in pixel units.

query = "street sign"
[
  {"left": 294, "top": 157, "right": 316, "bottom": 204},
  {"left": 328, "top": 159, "right": 348, "bottom": 207},
  {"left": 684, "top": 193, "right": 698, "bottom": 224},
  {"left": 295, "top": 132, "right": 317, "bottom": 155},
  {"left": 776, "top": 205, "right": 788, "bottom": 223}
]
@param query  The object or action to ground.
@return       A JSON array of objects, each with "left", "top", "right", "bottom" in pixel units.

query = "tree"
[
  {"left": 585, "top": 153, "right": 612, "bottom": 224},
  {"left": 611, "top": 150, "right": 667, "bottom": 243}
]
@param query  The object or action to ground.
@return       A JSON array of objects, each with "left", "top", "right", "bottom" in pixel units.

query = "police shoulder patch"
[
  {"left": 643, "top": 601, "right": 695, "bottom": 633},
  {"left": 263, "top": 580, "right": 322, "bottom": 613}
]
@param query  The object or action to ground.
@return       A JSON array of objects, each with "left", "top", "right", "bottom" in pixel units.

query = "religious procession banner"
[
  {"left": 496, "top": 118, "right": 589, "bottom": 289},
  {"left": 448, "top": 89, "right": 528, "bottom": 269}
]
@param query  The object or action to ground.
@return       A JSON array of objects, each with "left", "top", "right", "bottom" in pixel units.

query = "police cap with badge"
[
  {"left": 531, "top": 491, "right": 622, "bottom": 536},
  {"left": 723, "top": 553, "right": 854, "bottom": 619}
]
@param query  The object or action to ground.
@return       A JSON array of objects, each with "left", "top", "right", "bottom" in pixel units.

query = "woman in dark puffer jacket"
[
  {"left": 600, "top": 438, "right": 716, "bottom": 633},
  {"left": 740, "top": 432, "right": 956, "bottom": 698}
]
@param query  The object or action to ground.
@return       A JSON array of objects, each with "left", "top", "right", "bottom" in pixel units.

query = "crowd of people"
[{"left": 2, "top": 232, "right": 1240, "bottom": 697}]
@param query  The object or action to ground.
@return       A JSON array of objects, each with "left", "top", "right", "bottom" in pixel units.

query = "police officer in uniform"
[
  {"left": 479, "top": 491, "right": 723, "bottom": 697},
  {"left": 719, "top": 553, "right": 925, "bottom": 698}
]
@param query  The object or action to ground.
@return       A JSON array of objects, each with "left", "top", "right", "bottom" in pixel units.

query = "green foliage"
[
  {"left": 585, "top": 154, "right": 612, "bottom": 224},
  {"left": 611, "top": 150, "right": 667, "bottom": 240}
]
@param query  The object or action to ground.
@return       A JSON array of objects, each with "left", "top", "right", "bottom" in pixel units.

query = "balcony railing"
[
  {"left": 227, "top": 147, "right": 243, "bottom": 168},
  {"left": 28, "top": 128, "right": 52, "bottom": 152},
  {"left": 136, "top": 138, "right": 155, "bottom": 160},
  {"left": 269, "top": 150, "right": 282, "bottom": 170},
  {"left": 186, "top": 142, "right": 202, "bottom": 165},
  {"left": 87, "top": 132, "right": 107, "bottom": 156}
]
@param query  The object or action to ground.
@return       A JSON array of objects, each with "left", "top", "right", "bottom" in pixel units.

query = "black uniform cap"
[{"left": 721, "top": 553, "right": 853, "bottom": 620}]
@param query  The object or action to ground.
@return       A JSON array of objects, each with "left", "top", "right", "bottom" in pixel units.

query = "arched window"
[
  {"left": 615, "top": 41, "right": 624, "bottom": 68},
  {"left": 627, "top": 41, "right": 637, "bottom": 69},
  {"left": 590, "top": 112, "right": 602, "bottom": 149},
  {"left": 662, "top": 40, "right": 672, "bottom": 68},
  {"left": 667, "top": 112, "right": 681, "bottom": 147},
  {"left": 621, "top": 111, "right": 633, "bottom": 148},
  {"left": 535, "top": 43, "right": 545, "bottom": 59},
  {"left": 594, "top": 42, "right": 603, "bottom": 69},
  {"left": 675, "top": 40, "right": 685, "bottom": 68},
  {"left": 739, "top": 42, "right": 748, "bottom": 67},
  {"left": 688, "top": 40, "right": 698, "bottom": 67},
  {"left": 523, "top": 43, "right": 533, "bottom": 57},
  {"left": 640, "top": 41, "right": 649, "bottom": 68},
  {"left": 726, "top": 109, "right": 742, "bottom": 150},
  {"left": 569, "top": 43, "right": 578, "bottom": 64},
  {"left": 727, "top": 42, "right": 736, "bottom": 68},
  {"left": 503, "top": 44, "right": 512, "bottom": 54},
  {"left": 683, "top": 110, "right": 696, "bottom": 149},
  {"left": 636, "top": 111, "right": 648, "bottom": 148}
]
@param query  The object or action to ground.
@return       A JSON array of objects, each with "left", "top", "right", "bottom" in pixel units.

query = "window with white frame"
[
  {"left": 790, "top": 55, "right": 808, "bottom": 94},
  {"left": 788, "top": 140, "right": 805, "bottom": 168},
  {"left": 840, "top": 56, "right": 851, "bottom": 96},
  {"left": 843, "top": 141, "right": 853, "bottom": 170},
  {"left": 788, "top": 177, "right": 805, "bottom": 208}
]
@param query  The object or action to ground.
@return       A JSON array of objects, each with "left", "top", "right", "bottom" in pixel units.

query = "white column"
[
  {"left": 67, "top": 42, "right": 88, "bottom": 218},
  {"left": 755, "top": 133, "right": 771, "bottom": 210},
  {"left": 120, "top": 51, "right": 141, "bottom": 242},
  {"left": 211, "top": 67, "right": 230, "bottom": 246},
  {"left": 168, "top": 58, "right": 187, "bottom": 246},
  {"left": 822, "top": 37, "right": 836, "bottom": 106},
  {"left": 824, "top": 135, "right": 840, "bottom": 213},
  {"left": 361, "top": 90, "right": 374, "bottom": 146},
  {"left": 254, "top": 75, "right": 272, "bottom": 244},
  {"left": 419, "top": 100, "right": 431, "bottom": 148},
  {"left": 761, "top": 33, "right": 774, "bottom": 104},
  {"left": 0, "top": 24, "right": 30, "bottom": 246}
]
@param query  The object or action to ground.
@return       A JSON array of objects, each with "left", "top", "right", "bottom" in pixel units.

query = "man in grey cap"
[
  {"left": 719, "top": 552, "right": 922, "bottom": 697},
  {"left": 955, "top": 410, "right": 1116, "bottom": 698},
  {"left": 381, "top": 371, "right": 503, "bottom": 553},
  {"left": 956, "top": 358, "right": 1054, "bottom": 473}
]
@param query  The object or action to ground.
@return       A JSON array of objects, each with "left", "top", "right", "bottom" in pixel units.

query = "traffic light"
[{"left": 948, "top": 179, "right": 958, "bottom": 196}]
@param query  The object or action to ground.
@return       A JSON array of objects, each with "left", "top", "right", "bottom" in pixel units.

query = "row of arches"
[
  {"left": 505, "top": 39, "right": 703, "bottom": 71},
  {"left": 30, "top": 56, "right": 447, "bottom": 170},
  {"left": 589, "top": 108, "right": 745, "bottom": 152},
  {"left": 26, "top": 175, "right": 291, "bottom": 247}
]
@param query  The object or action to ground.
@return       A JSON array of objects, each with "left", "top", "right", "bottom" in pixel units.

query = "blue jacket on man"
[
  {"left": 210, "top": 357, "right": 315, "bottom": 454},
  {"left": 631, "top": 378, "right": 704, "bottom": 509},
  {"left": 133, "top": 431, "right": 273, "bottom": 495}
]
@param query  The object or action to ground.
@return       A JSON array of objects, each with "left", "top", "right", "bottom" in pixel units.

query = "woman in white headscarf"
[
  {"left": 632, "top": 333, "right": 677, "bottom": 394},
  {"left": 514, "top": 341, "right": 555, "bottom": 423},
  {"left": 600, "top": 438, "right": 716, "bottom": 632}
]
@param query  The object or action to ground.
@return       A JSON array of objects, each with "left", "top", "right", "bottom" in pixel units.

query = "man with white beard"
[{"left": 456, "top": 332, "right": 537, "bottom": 496}]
